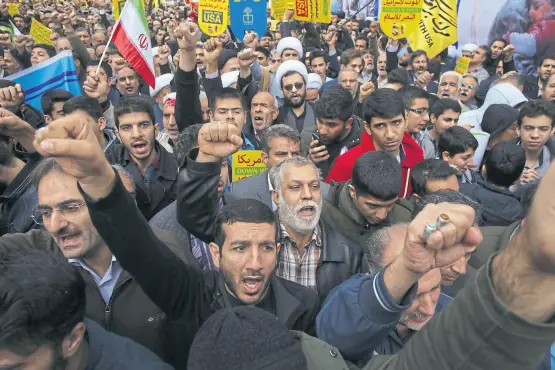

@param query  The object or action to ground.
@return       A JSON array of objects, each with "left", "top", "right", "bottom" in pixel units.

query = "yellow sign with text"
[
  {"left": 271, "top": 0, "right": 294, "bottom": 19},
  {"left": 232, "top": 150, "right": 267, "bottom": 182},
  {"left": 30, "top": 19, "right": 54, "bottom": 46},
  {"left": 198, "top": 0, "right": 229, "bottom": 37},
  {"left": 380, "top": 0, "right": 423, "bottom": 39},
  {"left": 406, "top": 0, "right": 458, "bottom": 58},
  {"left": 7, "top": 3, "right": 18, "bottom": 15},
  {"left": 294, "top": 0, "right": 331, "bottom": 23},
  {"left": 454, "top": 56, "right": 471, "bottom": 75}
]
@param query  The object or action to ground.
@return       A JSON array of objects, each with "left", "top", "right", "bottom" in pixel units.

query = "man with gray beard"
[{"left": 268, "top": 156, "right": 364, "bottom": 299}]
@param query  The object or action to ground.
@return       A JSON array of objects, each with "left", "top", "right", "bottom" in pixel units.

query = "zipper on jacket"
[{"left": 104, "top": 276, "right": 132, "bottom": 330}]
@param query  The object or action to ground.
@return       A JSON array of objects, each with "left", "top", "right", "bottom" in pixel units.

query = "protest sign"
[
  {"left": 231, "top": 151, "right": 267, "bottom": 182},
  {"left": 406, "top": 0, "right": 457, "bottom": 58},
  {"left": 230, "top": 0, "right": 268, "bottom": 37},
  {"left": 379, "top": 0, "right": 423, "bottom": 39},
  {"left": 198, "top": 0, "right": 229, "bottom": 36},
  {"left": 294, "top": 0, "right": 331, "bottom": 23},
  {"left": 7, "top": 3, "right": 18, "bottom": 15},
  {"left": 454, "top": 56, "right": 471, "bottom": 75},
  {"left": 30, "top": 19, "right": 54, "bottom": 46},
  {"left": 271, "top": 0, "right": 293, "bottom": 18}
]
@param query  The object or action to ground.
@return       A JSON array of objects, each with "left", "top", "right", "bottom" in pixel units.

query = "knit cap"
[{"left": 188, "top": 306, "right": 308, "bottom": 370}]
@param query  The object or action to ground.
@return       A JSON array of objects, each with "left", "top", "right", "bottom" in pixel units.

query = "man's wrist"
[
  {"left": 197, "top": 151, "right": 222, "bottom": 163},
  {"left": 78, "top": 164, "right": 117, "bottom": 202},
  {"left": 383, "top": 256, "right": 422, "bottom": 303}
]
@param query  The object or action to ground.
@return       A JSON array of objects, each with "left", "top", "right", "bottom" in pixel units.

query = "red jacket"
[{"left": 325, "top": 131, "right": 424, "bottom": 198}]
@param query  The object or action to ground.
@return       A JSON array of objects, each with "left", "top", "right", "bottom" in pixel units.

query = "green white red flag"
[{"left": 112, "top": 0, "right": 155, "bottom": 87}]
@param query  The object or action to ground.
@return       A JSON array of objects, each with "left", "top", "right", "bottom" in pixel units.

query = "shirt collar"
[
  {"left": 68, "top": 255, "right": 117, "bottom": 268},
  {"left": 280, "top": 223, "right": 322, "bottom": 248}
]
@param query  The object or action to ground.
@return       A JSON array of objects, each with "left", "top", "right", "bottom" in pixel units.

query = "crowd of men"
[{"left": 1, "top": 0, "right": 555, "bottom": 369}]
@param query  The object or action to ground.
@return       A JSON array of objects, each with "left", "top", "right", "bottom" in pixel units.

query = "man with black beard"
[
  {"left": 305, "top": 85, "right": 365, "bottom": 179},
  {"left": 269, "top": 156, "right": 364, "bottom": 299},
  {"left": 275, "top": 61, "right": 317, "bottom": 142}
]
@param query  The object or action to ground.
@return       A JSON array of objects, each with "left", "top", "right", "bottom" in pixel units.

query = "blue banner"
[
  {"left": 6, "top": 51, "right": 82, "bottom": 113},
  {"left": 229, "top": 0, "right": 268, "bottom": 38}
]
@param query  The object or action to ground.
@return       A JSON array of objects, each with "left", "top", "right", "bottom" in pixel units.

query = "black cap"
[{"left": 481, "top": 104, "right": 518, "bottom": 139}]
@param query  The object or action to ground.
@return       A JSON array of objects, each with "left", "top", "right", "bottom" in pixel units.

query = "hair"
[
  {"left": 366, "top": 223, "right": 409, "bottom": 274},
  {"left": 32, "top": 44, "right": 56, "bottom": 58},
  {"left": 517, "top": 100, "right": 555, "bottom": 128},
  {"left": 209, "top": 87, "right": 247, "bottom": 112},
  {"left": 340, "top": 49, "right": 362, "bottom": 66},
  {"left": 308, "top": 49, "right": 328, "bottom": 65},
  {"left": 213, "top": 198, "right": 276, "bottom": 247},
  {"left": 437, "top": 48, "right": 449, "bottom": 62},
  {"left": 40, "top": 89, "right": 74, "bottom": 117},
  {"left": 413, "top": 189, "right": 482, "bottom": 225},
  {"left": 355, "top": 36, "right": 368, "bottom": 46},
  {"left": 538, "top": 55, "right": 555, "bottom": 68},
  {"left": 410, "top": 159, "right": 458, "bottom": 196},
  {"left": 402, "top": 86, "right": 429, "bottom": 109},
  {"left": 492, "top": 73, "right": 525, "bottom": 89},
  {"left": 106, "top": 48, "right": 122, "bottom": 57},
  {"left": 409, "top": 50, "right": 429, "bottom": 67},
  {"left": 255, "top": 46, "right": 270, "bottom": 59},
  {"left": 0, "top": 243, "right": 86, "bottom": 356},
  {"left": 484, "top": 142, "right": 526, "bottom": 187},
  {"left": 438, "top": 126, "right": 479, "bottom": 156},
  {"left": 351, "top": 151, "right": 402, "bottom": 201},
  {"left": 114, "top": 95, "right": 155, "bottom": 128},
  {"left": 478, "top": 44, "right": 492, "bottom": 62},
  {"left": 260, "top": 124, "right": 300, "bottom": 154},
  {"left": 462, "top": 74, "right": 478, "bottom": 85},
  {"left": 314, "top": 85, "right": 353, "bottom": 122},
  {"left": 269, "top": 156, "right": 320, "bottom": 191},
  {"left": 439, "top": 71, "right": 463, "bottom": 87},
  {"left": 174, "top": 123, "right": 203, "bottom": 166},
  {"left": 87, "top": 60, "right": 113, "bottom": 79},
  {"left": 520, "top": 183, "right": 538, "bottom": 218},
  {"left": 430, "top": 98, "right": 461, "bottom": 119},
  {"left": 63, "top": 96, "right": 103, "bottom": 121},
  {"left": 363, "top": 88, "right": 405, "bottom": 124},
  {"left": 387, "top": 67, "right": 409, "bottom": 88}
]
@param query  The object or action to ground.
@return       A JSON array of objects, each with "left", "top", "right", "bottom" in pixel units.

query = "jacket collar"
[
  {"left": 211, "top": 273, "right": 304, "bottom": 328},
  {"left": 359, "top": 131, "right": 423, "bottom": 168},
  {"left": 0, "top": 153, "right": 41, "bottom": 199},
  {"left": 122, "top": 143, "right": 177, "bottom": 181}
]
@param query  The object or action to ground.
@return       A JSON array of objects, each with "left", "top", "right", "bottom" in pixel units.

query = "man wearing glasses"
[
  {"left": 30, "top": 158, "right": 195, "bottom": 369},
  {"left": 459, "top": 75, "right": 479, "bottom": 110},
  {"left": 402, "top": 86, "right": 436, "bottom": 159}
]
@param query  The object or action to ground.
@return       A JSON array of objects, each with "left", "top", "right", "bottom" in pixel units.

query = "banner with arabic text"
[
  {"left": 294, "top": 0, "right": 331, "bottom": 23},
  {"left": 232, "top": 150, "right": 266, "bottom": 182},
  {"left": 380, "top": 0, "right": 423, "bottom": 39}
]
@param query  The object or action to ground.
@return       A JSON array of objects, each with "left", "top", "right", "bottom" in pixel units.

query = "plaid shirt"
[{"left": 276, "top": 224, "right": 322, "bottom": 291}]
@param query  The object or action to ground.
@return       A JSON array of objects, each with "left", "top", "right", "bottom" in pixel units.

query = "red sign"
[{"left": 295, "top": 0, "right": 309, "bottom": 17}]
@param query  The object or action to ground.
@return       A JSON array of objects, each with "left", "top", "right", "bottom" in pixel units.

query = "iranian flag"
[{"left": 112, "top": 0, "right": 155, "bottom": 87}]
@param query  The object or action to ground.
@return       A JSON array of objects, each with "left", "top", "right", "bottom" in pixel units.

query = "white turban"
[
  {"left": 150, "top": 73, "right": 174, "bottom": 97},
  {"left": 276, "top": 37, "right": 303, "bottom": 58},
  {"left": 275, "top": 60, "right": 309, "bottom": 90},
  {"left": 307, "top": 73, "right": 323, "bottom": 90}
]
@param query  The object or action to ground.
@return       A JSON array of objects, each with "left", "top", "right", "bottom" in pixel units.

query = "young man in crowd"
[
  {"left": 402, "top": 86, "right": 435, "bottom": 159},
  {"left": 83, "top": 61, "right": 117, "bottom": 130},
  {"left": 326, "top": 88, "right": 424, "bottom": 198},
  {"left": 307, "top": 85, "right": 364, "bottom": 178},
  {"left": 438, "top": 126, "right": 479, "bottom": 184},
  {"left": 40, "top": 89, "right": 74, "bottom": 124},
  {"left": 460, "top": 141, "right": 525, "bottom": 226},
  {"left": 410, "top": 158, "right": 460, "bottom": 197},
  {"left": 424, "top": 98, "right": 462, "bottom": 158}
]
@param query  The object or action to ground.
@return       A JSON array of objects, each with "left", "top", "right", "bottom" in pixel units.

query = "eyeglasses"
[
  {"left": 283, "top": 82, "right": 304, "bottom": 92},
  {"left": 31, "top": 203, "right": 87, "bottom": 225},
  {"left": 407, "top": 107, "right": 429, "bottom": 116},
  {"left": 460, "top": 83, "right": 476, "bottom": 90}
]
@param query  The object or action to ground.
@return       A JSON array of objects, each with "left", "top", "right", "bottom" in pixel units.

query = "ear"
[
  {"left": 261, "top": 151, "right": 268, "bottom": 165},
  {"left": 271, "top": 189, "right": 280, "bottom": 208},
  {"left": 347, "top": 183, "right": 356, "bottom": 199},
  {"left": 363, "top": 120, "right": 371, "bottom": 135},
  {"left": 430, "top": 113, "right": 437, "bottom": 124},
  {"left": 209, "top": 111, "right": 214, "bottom": 121},
  {"left": 272, "top": 107, "right": 278, "bottom": 120},
  {"left": 345, "top": 117, "right": 353, "bottom": 129},
  {"left": 516, "top": 126, "right": 521, "bottom": 138},
  {"left": 441, "top": 151, "right": 450, "bottom": 161},
  {"left": 154, "top": 122, "right": 160, "bottom": 136},
  {"left": 209, "top": 242, "right": 221, "bottom": 268},
  {"left": 61, "top": 322, "right": 86, "bottom": 358},
  {"left": 44, "top": 115, "right": 52, "bottom": 124},
  {"left": 98, "top": 117, "right": 106, "bottom": 131},
  {"left": 481, "top": 164, "right": 487, "bottom": 179}
]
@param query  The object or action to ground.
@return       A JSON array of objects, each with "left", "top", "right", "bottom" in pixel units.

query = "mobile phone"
[{"left": 311, "top": 132, "right": 321, "bottom": 144}]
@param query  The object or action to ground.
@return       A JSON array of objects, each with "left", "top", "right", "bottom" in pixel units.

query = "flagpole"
[{"left": 95, "top": 18, "right": 121, "bottom": 75}]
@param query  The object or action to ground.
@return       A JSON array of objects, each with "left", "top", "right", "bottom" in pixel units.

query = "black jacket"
[
  {"left": 460, "top": 179, "right": 523, "bottom": 227},
  {"left": 321, "top": 181, "right": 414, "bottom": 248},
  {"left": 0, "top": 228, "right": 198, "bottom": 368},
  {"left": 105, "top": 143, "right": 178, "bottom": 220},
  {"left": 0, "top": 152, "right": 42, "bottom": 236},
  {"left": 81, "top": 172, "right": 319, "bottom": 370},
  {"left": 177, "top": 151, "right": 364, "bottom": 299}
]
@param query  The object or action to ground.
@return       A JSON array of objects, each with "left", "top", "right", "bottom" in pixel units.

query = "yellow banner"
[
  {"left": 30, "top": 19, "right": 54, "bottom": 46},
  {"left": 7, "top": 3, "right": 18, "bottom": 15},
  {"left": 113, "top": 0, "right": 148, "bottom": 20},
  {"left": 199, "top": 0, "right": 229, "bottom": 36},
  {"left": 294, "top": 0, "right": 331, "bottom": 23},
  {"left": 406, "top": 0, "right": 457, "bottom": 58},
  {"left": 231, "top": 151, "right": 267, "bottom": 182},
  {"left": 454, "top": 56, "right": 471, "bottom": 75},
  {"left": 380, "top": 0, "right": 423, "bottom": 39},
  {"left": 271, "top": 0, "right": 293, "bottom": 19}
]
